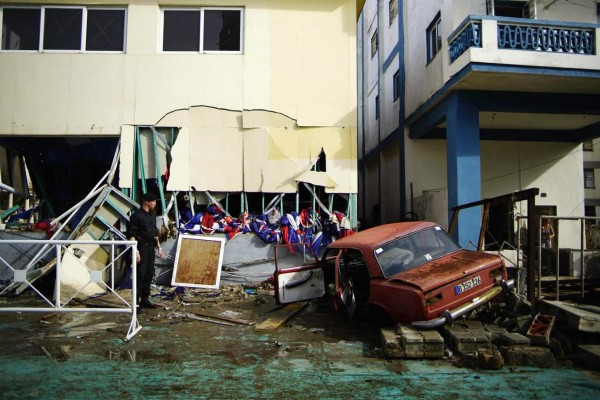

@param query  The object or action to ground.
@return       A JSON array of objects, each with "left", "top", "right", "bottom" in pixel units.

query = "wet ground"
[{"left": 1, "top": 287, "right": 600, "bottom": 399}]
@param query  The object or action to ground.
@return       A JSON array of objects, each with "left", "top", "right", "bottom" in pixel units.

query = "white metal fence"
[{"left": 0, "top": 239, "right": 141, "bottom": 341}]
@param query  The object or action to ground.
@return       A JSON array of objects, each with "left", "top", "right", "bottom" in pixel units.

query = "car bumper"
[{"left": 411, "top": 279, "right": 515, "bottom": 330}]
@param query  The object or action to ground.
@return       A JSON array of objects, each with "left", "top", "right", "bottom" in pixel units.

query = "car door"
[
  {"left": 273, "top": 243, "right": 325, "bottom": 304},
  {"left": 332, "top": 249, "right": 356, "bottom": 321}
]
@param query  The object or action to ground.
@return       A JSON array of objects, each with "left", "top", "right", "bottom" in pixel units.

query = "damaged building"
[{"left": 0, "top": 1, "right": 358, "bottom": 239}]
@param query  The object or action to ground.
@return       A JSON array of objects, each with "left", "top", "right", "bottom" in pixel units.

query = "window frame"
[
  {"left": 393, "top": 70, "right": 400, "bottom": 102},
  {"left": 0, "top": 5, "right": 127, "bottom": 53},
  {"left": 585, "top": 168, "right": 595, "bottom": 189},
  {"left": 426, "top": 12, "right": 441, "bottom": 63},
  {"left": 371, "top": 29, "right": 378, "bottom": 58},
  {"left": 160, "top": 7, "right": 244, "bottom": 54},
  {"left": 388, "top": 0, "right": 398, "bottom": 26}
]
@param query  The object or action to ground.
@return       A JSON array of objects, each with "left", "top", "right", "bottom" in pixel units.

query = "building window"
[
  {"left": 371, "top": 29, "right": 378, "bottom": 58},
  {"left": 1, "top": 6, "right": 126, "bottom": 52},
  {"left": 375, "top": 95, "right": 380, "bottom": 120},
  {"left": 389, "top": 0, "right": 398, "bottom": 25},
  {"left": 585, "top": 169, "right": 595, "bottom": 189},
  {"left": 162, "top": 7, "right": 243, "bottom": 53},
  {"left": 426, "top": 12, "right": 441, "bottom": 62},
  {"left": 393, "top": 70, "right": 400, "bottom": 101},
  {"left": 86, "top": 9, "right": 126, "bottom": 51},
  {"left": 489, "top": 1, "right": 535, "bottom": 18},
  {"left": 583, "top": 139, "right": 594, "bottom": 151}
]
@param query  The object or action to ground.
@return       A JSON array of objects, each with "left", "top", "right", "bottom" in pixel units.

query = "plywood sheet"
[
  {"left": 254, "top": 302, "right": 307, "bottom": 332},
  {"left": 172, "top": 235, "right": 224, "bottom": 289}
]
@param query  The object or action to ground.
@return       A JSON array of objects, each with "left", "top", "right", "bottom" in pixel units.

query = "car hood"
[{"left": 389, "top": 250, "right": 501, "bottom": 292}]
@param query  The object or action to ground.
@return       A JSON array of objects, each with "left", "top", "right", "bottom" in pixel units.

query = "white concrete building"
[
  {"left": 0, "top": 0, "right": 358, "bottom": 223},
  {"left": 358, "top": 0, "right": 600, "bottom": 249}
]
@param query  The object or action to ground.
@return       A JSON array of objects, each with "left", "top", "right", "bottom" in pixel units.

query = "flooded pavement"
[{"left": 1, "top": 288, "right": 600, "bottom": 399}]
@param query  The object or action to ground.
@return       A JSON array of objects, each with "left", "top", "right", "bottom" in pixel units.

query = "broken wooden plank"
[{"left": 253, "top": 302, "right": 307, "bottom": 332}]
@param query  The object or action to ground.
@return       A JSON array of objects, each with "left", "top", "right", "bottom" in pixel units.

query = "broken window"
[
  {"left": 1, "top": 5, "right": 126, "bottom": 52},
  {"left": 162, "top": 7, "right": 243, "bottom": 53}
]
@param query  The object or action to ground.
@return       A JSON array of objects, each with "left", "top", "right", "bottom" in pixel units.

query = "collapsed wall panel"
[{"left": 153, "top": 106, "right": 357, "bottom": 194}]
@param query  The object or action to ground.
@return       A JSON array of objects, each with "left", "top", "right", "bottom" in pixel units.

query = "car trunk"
[{"left": 388, "top": 250, "right": 502, "bottom": 292}]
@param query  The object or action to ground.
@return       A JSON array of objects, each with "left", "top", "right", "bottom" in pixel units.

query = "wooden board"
[
  {"left": 253, "top": 302, "right": 307, "bottom": 332},
  {"left": 171, "top": 235, "right": 225, "bottom": 289}
]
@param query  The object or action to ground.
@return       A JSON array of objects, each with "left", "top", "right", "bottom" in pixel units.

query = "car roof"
[{"left": 328, "top": 221, "right": 439, "bottom": 250}]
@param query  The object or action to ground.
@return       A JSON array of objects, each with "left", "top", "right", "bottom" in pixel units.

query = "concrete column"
[{"left": 446, "top": 93, "right": 481, "bottom": 248}]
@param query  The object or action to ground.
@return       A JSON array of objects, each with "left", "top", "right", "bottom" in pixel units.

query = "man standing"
[{"left": 128, "top": 192, "right": 164, "bottom": 309}]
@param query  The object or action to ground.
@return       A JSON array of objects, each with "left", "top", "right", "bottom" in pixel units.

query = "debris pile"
[{"left": 381, "top": 291, "right": 600, "bottom": 370}]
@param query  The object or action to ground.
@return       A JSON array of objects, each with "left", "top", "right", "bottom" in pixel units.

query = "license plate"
[{"left": 454, "top": 276, "right": 482, "bottom": 295}]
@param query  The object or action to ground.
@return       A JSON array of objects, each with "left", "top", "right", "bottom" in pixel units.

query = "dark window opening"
[
  {"left": 163, "top": 8, "right": 242, "bottom": 53},
  {"left": 484, "top": 203, "right": 514, "bottom": 251},
  {"left": 393, "top": 70, "right": 400, "bottom": 101},
  {"left": 1, "top": 8, "right": 41, "bottom": 50},
  {"left": 585, "top": 206, "right": 596, "bottom": 218},
  {"left": 371, "top": 29, "right": 378, "bottom": 57},
  {"left": 426, "top": 12, "right": 441, "bottom": 62},
  {"left": 163, "top": 10, "right": 200, "bottom": 51},
  {"left": 494, "top": 1, "right": 531, "bottom": 18},
  {"left": 375, "top": 95, "right": 380, "bottom": 120},
  {"left": 315, "top": 149, "right": 327, "bottom": 172},
  {"left": 43, "top": 8, "right": 83, "bottom": 51},
  {"left": 86, "top": 9, "right": 125, "bottom": 51},
  {"left": 585, "top": 168, "right": 595, "bottom": 189},
  {"left": 203, "top": 9, "right": 241, "bottom": 51}
]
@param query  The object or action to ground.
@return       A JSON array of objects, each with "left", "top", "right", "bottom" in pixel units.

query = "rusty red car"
[{"left": 273, "top": 221, "right": 514, "bottom": 328}]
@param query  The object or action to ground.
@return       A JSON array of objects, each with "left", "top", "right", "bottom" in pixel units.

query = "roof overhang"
[{"left": 406, "top": 63, "right": 600, "bottom": 142}]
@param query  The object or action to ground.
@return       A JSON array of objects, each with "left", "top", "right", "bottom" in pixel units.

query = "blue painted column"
[{"left": 446, "top": 92, "right": 481, "bottom": 248}]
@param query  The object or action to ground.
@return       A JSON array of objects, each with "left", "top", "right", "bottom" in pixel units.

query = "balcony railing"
[
  {"left": 449, "top": 20, "right": 482, "bottom": 63},
  {"left": 449, "top": 15, "right": 597, "bottom": 64}
]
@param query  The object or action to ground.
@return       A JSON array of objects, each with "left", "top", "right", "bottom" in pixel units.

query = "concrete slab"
[
  {"left": 500, "top": 332, "right": 532, "bottom": 346},
  {"left": 502, "top": 346, "right": 557, "bottom": 368},
  {"left": 443, "top": 324, "right": 490, "bottom": 354},
  {"left": 381, "top": 325, "right": 444, "bottom": 359},
  {"left": 538, "top": 300, "right": 600, "bottom": 333}
]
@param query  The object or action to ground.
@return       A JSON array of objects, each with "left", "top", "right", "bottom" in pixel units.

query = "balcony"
[{"left": 446, "top": 15, "right": 600, "bottom": 94}]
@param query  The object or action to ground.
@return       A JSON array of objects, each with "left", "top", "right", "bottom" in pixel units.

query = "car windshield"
[{"left": 374, "top": 226, "right": 460, "bottom": 278}]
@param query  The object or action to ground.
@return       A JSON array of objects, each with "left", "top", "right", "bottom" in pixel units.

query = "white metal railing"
[{"left": 0, "top": 239, "right": 141, "bottom": 341}]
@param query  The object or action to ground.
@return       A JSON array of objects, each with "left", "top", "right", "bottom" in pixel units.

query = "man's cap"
[{"left": 143, "top": 192, "right": 157, "bottom": 202}]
